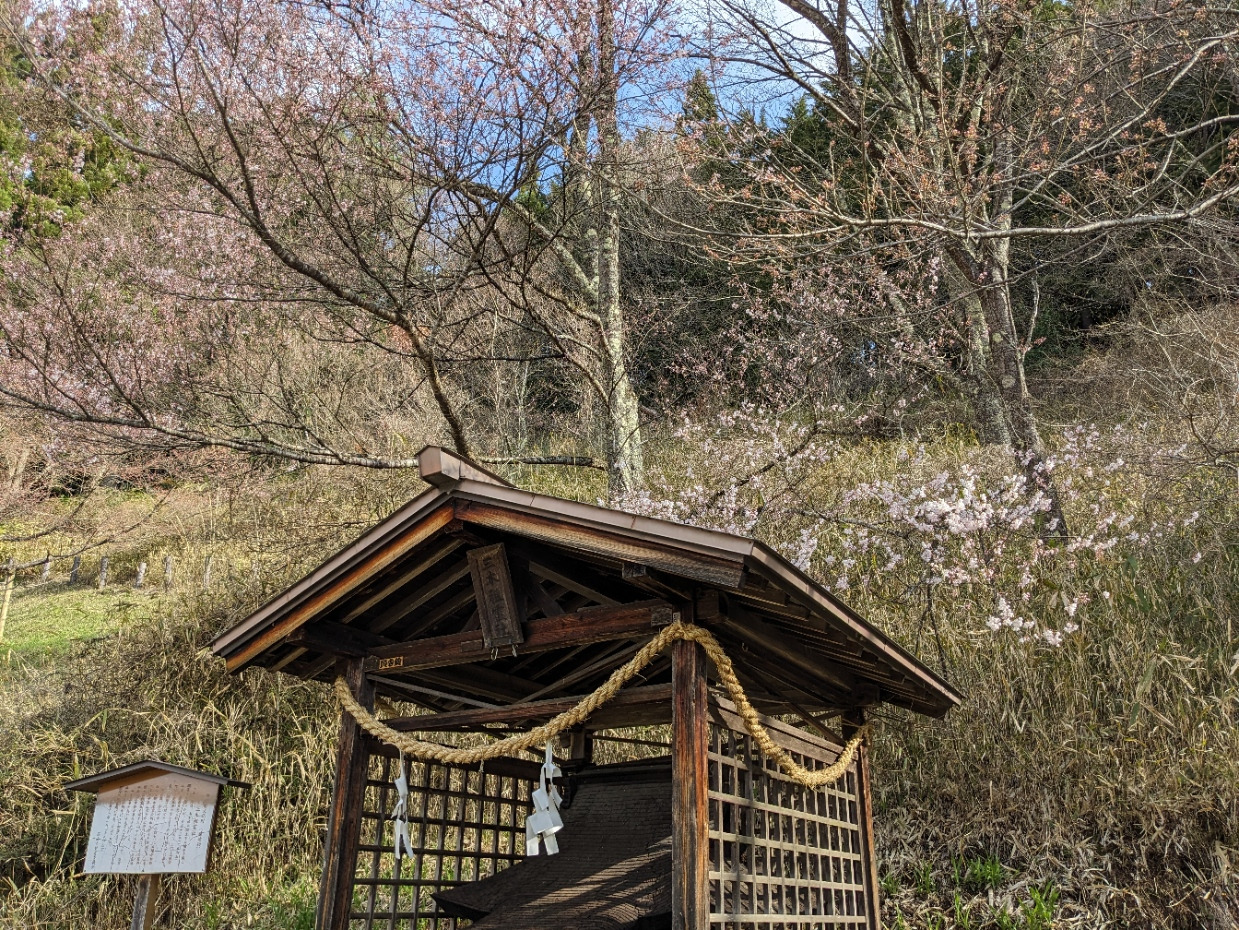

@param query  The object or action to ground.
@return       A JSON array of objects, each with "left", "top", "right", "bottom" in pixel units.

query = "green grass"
[{"left": 0, "top": 585, "right": 161, "bottom": 661}]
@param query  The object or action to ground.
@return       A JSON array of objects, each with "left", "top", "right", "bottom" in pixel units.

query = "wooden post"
[
  {"left": 0, "top": 559, "right": 14, "bottom": 642},
  {"left": 671, "top": 638, "right": 709, "bottom": 930},
  {"left": 130, "top": 874, "right": 162, "bottom": 930},
  {"left": 316, "top": 657, "right": 374, "bottom": 930},
  {"left": 98, "top": 557, "right": 109, "bottom": 590},
  {"left": 845, "top": 711, "right": 881, "bottom": 930},
  {"left": 70, "top": 555, "right": 81, "bottom": 585}
]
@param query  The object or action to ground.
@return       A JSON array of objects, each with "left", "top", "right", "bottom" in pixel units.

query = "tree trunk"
[
  {"left": 597, "top": 158, "right": 644, "bottom": 499},
  {"left": 977, "top": 255, "right": 1069, "bottom": 535},
  {"left": 596, "top": 0, "right": 644, "bottom": 500},
  {"left": 947, "top": 243, "right": 1068, "bottom": 534},
  {"left": 943, "top": 260, "right": 1011, "bottom": 447}
]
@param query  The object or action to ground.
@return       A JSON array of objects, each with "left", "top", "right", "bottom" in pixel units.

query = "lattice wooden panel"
[
  {"left": 707, "top": 722, "right": 873, "bottom": 930},
  {"left": 348, "top": 747, "right": 530, "bottom": 928}
]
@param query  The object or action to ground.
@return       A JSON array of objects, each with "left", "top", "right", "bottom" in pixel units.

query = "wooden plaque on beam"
[{"left": 467, "top": 544, "right": 524, "bottom": 650}]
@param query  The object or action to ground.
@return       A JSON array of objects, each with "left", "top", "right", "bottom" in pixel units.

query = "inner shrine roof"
[{"left": 211, "top": 447, "right": 960, "bottom": 720}]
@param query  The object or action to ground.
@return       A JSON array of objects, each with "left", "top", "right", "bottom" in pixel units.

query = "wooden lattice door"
[
  {"left": 706, "top": 700, "right": 879, "bottom": 930},
  {"left": 347, "top": 743, "right": 532, "bottom": 928}
]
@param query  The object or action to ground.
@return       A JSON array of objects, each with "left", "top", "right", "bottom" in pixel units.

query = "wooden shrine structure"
[{"left": 212, "top": 447, "right": 960, "bottom": 930}]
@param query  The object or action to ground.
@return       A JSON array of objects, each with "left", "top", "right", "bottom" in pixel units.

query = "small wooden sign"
[
  {"left": 83, "top": 771, "right": 220, "bottom": 874},
  {"left": 467, "top": 543, "right": 524, "bottom": 650},
  {"left": 67, "top": 760, "right": 248, "bottom": 928}
]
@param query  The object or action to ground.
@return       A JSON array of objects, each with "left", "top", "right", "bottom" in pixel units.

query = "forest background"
[{"left": 0, "top": 0, "right": 1236, "bottom": 927}]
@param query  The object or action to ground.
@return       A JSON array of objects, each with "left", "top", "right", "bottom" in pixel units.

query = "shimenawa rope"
[{"left": 335, "top": 620, "right": 868, "bottom": 790}]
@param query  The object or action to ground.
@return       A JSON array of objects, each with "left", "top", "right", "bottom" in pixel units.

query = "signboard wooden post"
[{"left": 67, "top": 760, "right": 248, "bottom": 929}]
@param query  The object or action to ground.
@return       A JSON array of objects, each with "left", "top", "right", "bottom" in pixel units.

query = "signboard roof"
[{"left": 66, "top": 760, "right": 249, "bottom": 794}]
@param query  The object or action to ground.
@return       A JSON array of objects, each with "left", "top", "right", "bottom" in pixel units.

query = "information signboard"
[
  {"left": 67, "top": 759, "right": 248, "bottom": 930},
  {"left": 83, "top": 771, "right": 221, "bottom": 875}
]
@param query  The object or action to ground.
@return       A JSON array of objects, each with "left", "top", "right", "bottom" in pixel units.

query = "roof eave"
[
  {"left": 210, "top": 485, "right": 450, "bottom": 661},
  {"left": 208, "top": 452, "right": 960, "bottom": 717},
  {"left": 745, "top": 543, "right": 962, "bottom": 715}
]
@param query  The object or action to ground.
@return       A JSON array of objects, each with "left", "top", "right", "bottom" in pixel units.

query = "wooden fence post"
[
  {"left": 0, "top": 559, "right": 15, "bottom": 642},
  {"left": 98, "top": 557, "right": 109, "bottom": 591},
  {"left": 845, "top": 710, "right": 881, "bottom": 929},
  {"left": 129, "top": 874, "right": 161, "bottom": 930}
]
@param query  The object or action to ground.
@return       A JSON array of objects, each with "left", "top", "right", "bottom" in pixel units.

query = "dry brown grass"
[{"left": 2, "top": 321, "right": 1238, "bottom": 928}]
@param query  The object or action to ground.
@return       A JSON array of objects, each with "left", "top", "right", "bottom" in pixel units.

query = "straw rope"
[{"left": 335, "top": 620, "right": 869, "bottom": 790}]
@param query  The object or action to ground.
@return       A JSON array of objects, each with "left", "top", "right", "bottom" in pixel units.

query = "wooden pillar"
[
  {"left": 129, "top": 874, "right": 161, "bottom": 930},
  {"left": 845, "top": 711, "right": 881, "bottom": 929},
  {"left": 671, "top": 638, "right": 709, "bottom": 930},
  {"left": 316, "top": 657, "right": 374, "bottom": 930}
]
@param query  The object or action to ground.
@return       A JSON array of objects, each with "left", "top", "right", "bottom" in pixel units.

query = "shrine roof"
[{"left": 210, "top": 447, "right": 961, "bottom": 719}]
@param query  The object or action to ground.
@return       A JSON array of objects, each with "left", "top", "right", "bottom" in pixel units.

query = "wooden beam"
[
  {"left": 381, "top": 683, "right": 674, "bottom": 732},
  {"left": 467, "top": 544, "right": 524, "bottom": 649},
  {"left": 671, "top": 638, "right": 709, "bottom": 930},
  {"left": 399, "top": 587, "right": 476, "bottom": 639},
  {"left": 289, "top": 621, "right": 396, "bottom": 658},
  {"left": 718, "top": 597, "right": 859, "bottom": 696},
  {"left": 527, "top": 577, "right": 566, "bottom": 618},
  {"left": 316, "top": 658, "right": 373, "bottom": 930},
  {"left": 416, "top": 665, "right": 539, "bottom": 704},
  {"left": 846, "top": 710, "right": 881, "bottom": 930},
  {"left": 368, "top": 674, "right": 496, "bottom": 710},
  {"left": 365, "top": 561, "right": 473, "bottom": 635},
  {"left": 364, "top": 600, "right": 672, "bottom": 674},
  {"left": 735, "top": 651, "right": 851, "bottom": 723},
  {"left": 456, "top": 500, "right": 747, "bottom": 589},
  {"left": 130, "top": 874, "right": 161, "bottom": 930},
  {"left": 710, "top": 693, "right": 847, "bottom": 760},
  {"left": 528, "top": 559, "right": 621, "bottom": 607},
  {"left": 513, "top": 639, "right": 644, "bottom": 704}
]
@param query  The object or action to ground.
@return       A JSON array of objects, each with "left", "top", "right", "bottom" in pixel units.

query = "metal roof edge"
[{"left": 451, "top": 480, "right": 757, "bottom": 562}]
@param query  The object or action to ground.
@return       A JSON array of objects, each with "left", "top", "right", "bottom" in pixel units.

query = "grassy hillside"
[{"left": 1, "top": 341, "right": 1236, "bottom": 929}]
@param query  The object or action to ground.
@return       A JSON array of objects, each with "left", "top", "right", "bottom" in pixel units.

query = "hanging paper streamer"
[
  {"left": 390, "top": 753, "right": 414, "bottom": 860},
  {"left": 525, "top": 743, "right": 563, "bottom": 856}
]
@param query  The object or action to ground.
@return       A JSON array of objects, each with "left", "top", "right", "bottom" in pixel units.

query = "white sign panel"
[{"left": 83, "top": 772, "right": 221, "bottom": 874}]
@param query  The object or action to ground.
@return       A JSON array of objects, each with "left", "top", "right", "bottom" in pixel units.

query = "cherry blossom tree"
[
  {"left": 692, "top": 0, "right": 1239, "bottom": 528},
  {"left": 0, "top": 0, "right": 682, "bottom": 494}
]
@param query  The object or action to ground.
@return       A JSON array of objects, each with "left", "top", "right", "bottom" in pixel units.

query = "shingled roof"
[{"left": 211, "top": 447, "right": 959, "bottom": 719}]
